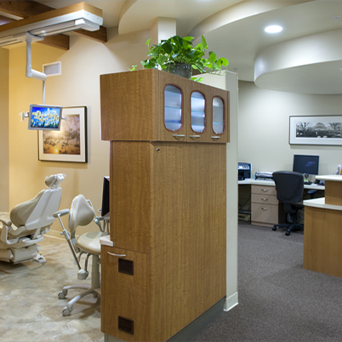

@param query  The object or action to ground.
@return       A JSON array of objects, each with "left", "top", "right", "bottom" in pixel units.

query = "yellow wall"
[
  {"left": 0, "top": 48, "right": 9, "bottom": 211},
  {"left": 7, "top": 27, "right": 150, "bottom": 235}
]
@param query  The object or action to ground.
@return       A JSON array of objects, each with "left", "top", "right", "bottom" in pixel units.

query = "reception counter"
[{"left": 303, "top": 175, "right": 342, "bottom": 278}]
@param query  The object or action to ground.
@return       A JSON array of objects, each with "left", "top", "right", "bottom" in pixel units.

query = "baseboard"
[
  {"left": 105, "top": 298, "right": 226, "bottom": 342},
  {"left": 45, "top": 229, "right": 64, "bottom": 240},
  {"left": 224, "top": 292, "right": 238, "bottom": 311}
]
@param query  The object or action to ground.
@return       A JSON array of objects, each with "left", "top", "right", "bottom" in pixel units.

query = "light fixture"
[
  {"left": 264, "top": 25, "right": 283, "bottom": 34},
  {"left": 0, "top": 2, "right": 103, "bottom": 47}
]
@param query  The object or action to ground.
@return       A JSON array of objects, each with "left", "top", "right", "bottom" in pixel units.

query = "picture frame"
[
  {"left": 289, "top": 115, "right": 342, "bottom": 146},
  {"left": 38, "top": 106, "right": 88, "bottom": 162}
]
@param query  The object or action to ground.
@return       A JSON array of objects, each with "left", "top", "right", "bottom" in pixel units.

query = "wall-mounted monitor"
[
  {"left": 101, "top": 176, "right": 110, "bottom": 217},
  {"left": 293, "top": 154, "right": 319, "bottom": 175},
  {"left": 28, "top": 104, "right": 63, "bottom": 130}
]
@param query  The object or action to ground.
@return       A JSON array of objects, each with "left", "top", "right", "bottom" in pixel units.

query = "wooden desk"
[
  {"left": 303, "top": 175, "right": 342, "bottom": 278},
  {"left": 238, "top": 179, "right": 324, "bottom": 227}
]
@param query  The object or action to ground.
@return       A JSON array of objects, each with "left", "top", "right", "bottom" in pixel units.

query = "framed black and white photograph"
[
  {"left": 38, "top": 106, "right": 88, "bottom": 162},
  {"left": 289, "top": 115, "right": 342, "bottom": 146}
]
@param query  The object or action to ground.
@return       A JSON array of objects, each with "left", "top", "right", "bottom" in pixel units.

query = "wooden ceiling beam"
[
  {"left": 0, "top": 14, "right": 13, "bottom": 25},
  {"left": 0, "top": 1, "right": 52, "bottom": 17},
  {"left": 0, "top": 1, "right": 107, "bottom": 49}
]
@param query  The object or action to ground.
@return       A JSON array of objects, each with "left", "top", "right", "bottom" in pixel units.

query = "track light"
[{"left": 0, "top": 2, "right": 103, "bottom": 47}]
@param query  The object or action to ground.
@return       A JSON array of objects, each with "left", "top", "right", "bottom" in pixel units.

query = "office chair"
[
  {"left": 54, "top": 194, "right": 109, "bottom": 316},
  {"left": 272, "top": 171, "right": 304, "bottom": 236},
  {"left": 0, "top": 173, "right": 65, "bottom": 263}
]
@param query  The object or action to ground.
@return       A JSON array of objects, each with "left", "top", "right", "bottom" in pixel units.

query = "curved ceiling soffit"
[
  {"left": 116, "top": 0, "right": 244, "bottom": 37},
  {"left": 254, "top": 29, "right": 342, "bottom": 94},
  {"left": 118, "top": 0, "right": 137, "bottom": 35},
  {"left": 189, "top": 0, "right": 310, "bottom": 41}
]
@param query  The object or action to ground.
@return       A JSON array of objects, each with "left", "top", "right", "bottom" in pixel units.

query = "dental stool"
[
  {"left": 0, "top": 173, "right": 65, "bottom": 263},
  {"left": 54, "top": 194, "right": 108, "bottom": 316}
]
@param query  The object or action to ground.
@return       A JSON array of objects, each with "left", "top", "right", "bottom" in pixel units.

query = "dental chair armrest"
[
  {"left": 53, "top": 209, "right": 70, "bottom": 218},
  {"left": 0, "top": 217, "right": 12, "bottom": 227}
]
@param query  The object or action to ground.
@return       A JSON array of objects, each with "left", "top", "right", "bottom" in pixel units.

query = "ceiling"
[{"left": 1, "top": 0, "right": 342, "bottom": 95}]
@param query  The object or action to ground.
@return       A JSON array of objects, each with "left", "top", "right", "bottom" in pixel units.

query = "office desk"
[
  {"left": 238, "top": 179, "right": 325, "bottom": 227},
  {"left": 303, "top": 175, "right": 342, "bottom": 278}
]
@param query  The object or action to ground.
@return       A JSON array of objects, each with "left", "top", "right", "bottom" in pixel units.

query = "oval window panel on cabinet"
[
  {"left": 190, "top": 92, "right": 205, "bottom": 133},
  {"left": 164, "top": 85, "right": 182, "bottom": 131},
  {"left": 212, "top": 97, "right": 224, "bottom": 135}
]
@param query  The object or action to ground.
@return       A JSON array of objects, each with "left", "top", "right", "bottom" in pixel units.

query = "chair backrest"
[
  {"left": 68, "top": 194, "right": 96, "bottom": 234},
  {"left": 10, "top": 187, "right": 62, "bottom": 230},
  {"left": 272, "top": 171, "right": 304, "bottom": 203}
]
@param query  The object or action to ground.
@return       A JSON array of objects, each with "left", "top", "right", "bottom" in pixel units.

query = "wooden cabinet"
[
  {"left": 100, "top": 69, "right": 229, "bottom": 143},
  {"left": 251, "top": 185, "right": 281, "bottom": 227},
  {"left": 100, "top": 70, "right": 228, "bottom": 342}
]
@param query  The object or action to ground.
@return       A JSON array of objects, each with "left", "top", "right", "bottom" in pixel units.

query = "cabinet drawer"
[
  {"left": 252, "top": 193, "right": 278, "bottom": 205},
  {"left": 251, "top": 202, "right": 278, "bottom": 225},
  {"left": 252, "top": 185, "right": 277, "bottom": 196},
  {"left": 101, "top": 246, "right": 150, "bottom": 341}
]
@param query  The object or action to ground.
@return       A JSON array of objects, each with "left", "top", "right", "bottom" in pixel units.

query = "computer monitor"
[
  {"left": 101, "top": 176, "right": 110, "bottom": 217},
  {"left": 293, "top": 154, "right": 319, "bottom": 176},
  {"left": 28, "top": 104, "right": 63, "bottom": 130}
]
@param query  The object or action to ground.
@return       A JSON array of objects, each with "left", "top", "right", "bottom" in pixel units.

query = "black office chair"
[{"left": 272, "top": 171, "right": 304, "bottom": 236}]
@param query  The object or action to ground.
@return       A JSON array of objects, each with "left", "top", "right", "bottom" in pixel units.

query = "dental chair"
[
  {"left": 0, "top": 173, "right": 65, "bottom": 263},
  {"left": 54, "top": 194, "right": 109, "bottom": 316}
]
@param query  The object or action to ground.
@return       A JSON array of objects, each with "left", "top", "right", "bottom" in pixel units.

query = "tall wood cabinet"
[{"left": 100, "top": 69, "right": 229, "bottom": 342}]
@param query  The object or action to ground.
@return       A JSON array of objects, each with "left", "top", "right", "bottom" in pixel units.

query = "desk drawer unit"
[{"left": 251, "top": 185, "right": 279, "bottom": 227}]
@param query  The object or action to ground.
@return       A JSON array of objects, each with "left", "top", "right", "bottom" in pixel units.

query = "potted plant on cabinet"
[{"left": 131, "top": 35, "right": 229, "bottom": 82}]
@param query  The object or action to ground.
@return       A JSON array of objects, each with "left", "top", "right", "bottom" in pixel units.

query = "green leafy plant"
[{"left": 134, "top": 35, "right": 229, "bottom": 82}]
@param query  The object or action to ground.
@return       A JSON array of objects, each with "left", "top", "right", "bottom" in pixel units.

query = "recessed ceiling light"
[{"left": 264, "top": 25, "right": 283, "bottom": 34}]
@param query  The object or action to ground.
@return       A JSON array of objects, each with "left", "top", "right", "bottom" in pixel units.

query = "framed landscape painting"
[
  {"left": 38, "top": 106, "right": 88, "bottom": 162},
  {"left": 289, "top": 115, "right": 342, "bottom": 146}
]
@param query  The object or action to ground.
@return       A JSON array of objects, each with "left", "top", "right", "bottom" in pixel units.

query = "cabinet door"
[
  {"left": 208, "top": 87, "right": 230, "bottom": 143},
  {"left": 101, "top": 246, "right": 150, "bottom": 342},
  {"left": 187, "top": 82, "right": 211, "bottom": 143},
  {"left": 159, "top": 71, "right": 190, "bottom": 142},
  {"left": 251, "top": 202, "right": 279, "bottom": 226}
]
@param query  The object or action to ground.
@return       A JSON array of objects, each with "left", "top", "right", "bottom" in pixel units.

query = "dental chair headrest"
[
  {"left": 45, "top": 173, "right": 66, "bottom": 189},
  {"left": 68, "top": 195, "right": 96, "bottom": 233}
]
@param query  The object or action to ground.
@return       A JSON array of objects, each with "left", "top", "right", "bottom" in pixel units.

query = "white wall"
[
  {"left": 238, "top": 81, "right": 342, "bottom": 176},
  {"left": 8, "top": 27, "right": 150, "bottom": 235},
  {"left": 0, "top": 48, "right": 9, "bottom": 211},
  {"left": 201, "top": 72, "right": 239, "bottom": 311}
]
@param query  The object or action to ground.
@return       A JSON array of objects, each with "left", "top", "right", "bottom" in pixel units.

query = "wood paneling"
[
  {"left": 101, "top": 70, "right": 159, "bottom": 141},
  {"left": 325, "top": 181, "right": 342, "bottom": 206},
  {"left": 303, "top": 206, "right": 342, "bottom": 278},
  {"left": 110, "top": 141, "right": 150, "bottom": 254},
  {"left": 101, "top": 246, "right": 150, "bottom": 342},
  {"left": 149, "top": 142, "right": 226, "bottom": 341}
]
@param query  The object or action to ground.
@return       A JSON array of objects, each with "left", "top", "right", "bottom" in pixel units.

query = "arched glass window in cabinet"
[
  {"left": 212, "top": 97, "right": 224, "bottom": 134},
  {"left": 191, "top": 92, "right": 205, "bottom": 133},
  {"left": 164, "top": 85, "right": 182, "bottom": 131}
]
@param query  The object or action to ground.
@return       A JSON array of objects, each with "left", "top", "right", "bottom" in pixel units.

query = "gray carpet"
[
  {"left": 1, "top": 223, "right": 342, "bottom": 342},
  {"left": 192, "top": 222, "right": 342, "bottom": 342}
]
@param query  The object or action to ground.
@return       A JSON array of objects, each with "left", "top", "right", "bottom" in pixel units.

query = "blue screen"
[
  {"left": 29, "top": 105, "right": 62, "bottom": 130},
  {"left": 293, "top": 155, "right": 319, "bottom": 175}
]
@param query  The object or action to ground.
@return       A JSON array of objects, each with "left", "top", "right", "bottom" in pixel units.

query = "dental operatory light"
[
  {"left": 264, "top": 25, "right": 283, "bottom": 34},
  {"left": 1, "top": 2, "right": 103, "bottom": 107},
  {"left": 0, "top": 2, "right": 103, "bottom": 47}
]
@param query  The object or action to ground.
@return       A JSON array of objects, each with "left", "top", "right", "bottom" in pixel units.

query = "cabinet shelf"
[
  {"left": 100, "top": 69, "right": 229, "bottom": 342},
  {"left": 100, "top": 69, "right": 229, "bottom": 143}
]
